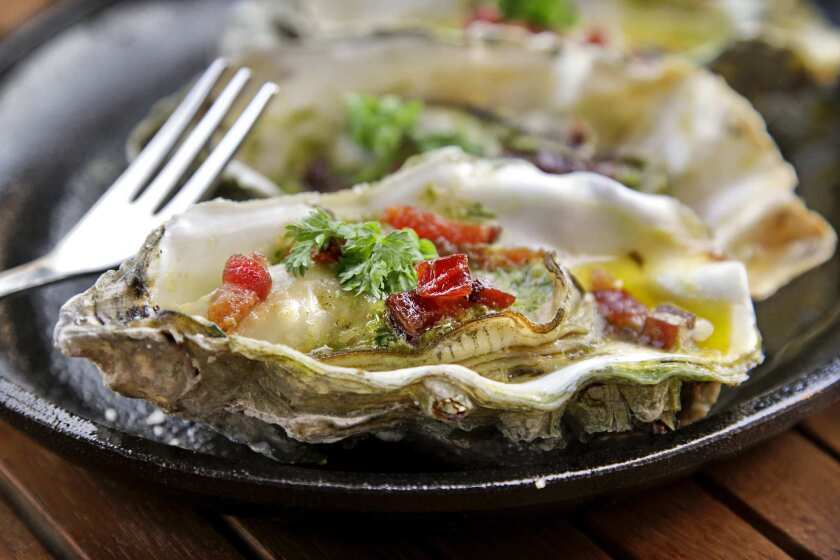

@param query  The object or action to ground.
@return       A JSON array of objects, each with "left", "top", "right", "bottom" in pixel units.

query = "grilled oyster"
[
  {"left": 132, "top": 33, "right": 835, "bottom": 300},
  {"left": 223, "top": 0, "right": 840, "bottom": 84},
  {"left": 56, "top": 151, "right": 763, "bottom": 463}
]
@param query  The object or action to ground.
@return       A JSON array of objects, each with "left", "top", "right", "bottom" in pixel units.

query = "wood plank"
[
  {"left": 228, "top": 513, "right": 609, "bottom": 560},
  {"left": 425, "top": 516, "right": 609, "bottom": 560},
  {"left": 583, "top": 481, "right": 789, "bottom": 560},
  {"left": 704, "top": 431, "right": 840, "bottom": 560},
  {"left": 0, "top": 422, "right": 242, "bottom": 560},
  {"left": 0, "top": 0, "right": 54, "bottom": 37},
  {"left": 0, "top": 497, "right": 50, "bottom": 559},
  {"left": 800, "top": 401, "right": 840, "bottom": 457},
  {"left": 227, "top": 515, "right": 437, "bottom": 560}
]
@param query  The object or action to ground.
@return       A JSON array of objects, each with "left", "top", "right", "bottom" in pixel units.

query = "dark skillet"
[{"left": 0, "top": 0, "right": 837, "bottom": 512}]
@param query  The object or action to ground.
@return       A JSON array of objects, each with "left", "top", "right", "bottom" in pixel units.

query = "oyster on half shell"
[
  {"left": 56, "top": 151, "right": 763, "bottom": 463},
  {"left": 222, "top": 0, "right": 840, "bottom": 85},
  {"left": 131, "top": 32, "right": 836, "bottom": 300}
]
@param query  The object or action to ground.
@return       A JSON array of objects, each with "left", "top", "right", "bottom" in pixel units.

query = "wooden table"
[
  {"left": 1, "top": 2, "right": 840, "bottom": 559},
  {"left": 0, "top": 405, "right": 836, "bottom": 559}
]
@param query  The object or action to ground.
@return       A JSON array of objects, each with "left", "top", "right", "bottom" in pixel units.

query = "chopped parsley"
[
  {"left": 282, "top": 208, "right": 438, "bottom": 299},
  {"left": 497, "top": 0, "right": 578, "bottom": 30},
  {"left": 344, "top": 93, "right": 488, "bottom": 181},
  {"left": 345, "top": 93, "right": 421, "bottom": 181}
]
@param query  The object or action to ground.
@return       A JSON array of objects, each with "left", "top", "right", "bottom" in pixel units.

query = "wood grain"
[
  {"left": 800, "top": 401, "right": 840, "bottom": 457},
  {"left": 583, "top": 481, "right": 789, "bottom": 560},
  {"left": 227, "top": 515, "right": 439, "bottom": 560},
  {"left": 0, "top": 422, "right": 242, "bottom": 560},
  {"left": 0, "top": 0, "right": 54, "bottom": 37},
  {"left": 228, "top": 513, "right": 609, "bottom": 560},
  {"left": 425, "top": 516, "right": 609, "bottom": 560},
  {"left": 704, "top": 431, "right": 840, "bottom": 559},
  {"left": 0, "top": 497, "right": 50, "bottom": 559}
]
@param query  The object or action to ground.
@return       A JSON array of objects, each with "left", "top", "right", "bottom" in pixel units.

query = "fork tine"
[
  {"left": 135, "top": 67, "right": 251, "bottom": 212},
  {"left": 97, "top": 58, "right": 228, "bottom": 206},
  {"left": 157, "top": 82, "right": 279, "bottom": 222}
]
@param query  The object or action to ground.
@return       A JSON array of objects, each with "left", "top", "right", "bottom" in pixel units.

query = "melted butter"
[{"left": 573, "top": 255, "right": 731, "bottom": 353}]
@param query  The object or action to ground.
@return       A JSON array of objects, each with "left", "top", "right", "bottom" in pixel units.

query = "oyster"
[
  {"left": 222, "top": 0, "right": 840, "bottom": 84},
  {"left": 56, "top": 151, "right": 763, "bottom": 462},
  {"left": 132, "top": 33, "right": 836, "bottom": 299}
]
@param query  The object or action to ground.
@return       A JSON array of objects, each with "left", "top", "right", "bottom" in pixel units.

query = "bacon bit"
[
  {"left": 209, "top": 253, "right": 273, "bottom": 332},
  {"left": 386, "top": 292, "right": 437, "bottom": 339},
  {"left": 592, "top": 289, "right": 648, "bottom": 332},
  {"left": 465, "top": 5, "right": 502, "bottom": 26},
  {"left": 222, "top": 253, "right": 272, "bottom": 301},
  {"left": 584, "top": 28, "right": 608, "bottom": 46},
  {"left": 312, "top": 239, "right": 343, "bottom": 264},
  {"left": 471, "top": 283, "right": 517, "bottom": 309},
  {"left": 382, "top": 206, "right": 501, "bottom": 252},
  {"left": 416, "top": 254, "right": 472, "bottom": 301},
  {"left": 208, "top": 285, "right": 260, "bottom": 333},
  {"left": 387, "top": 254, "right": 515, "bottom": 340},
  {"left": 641, "top": 316, "right": 680, "bottom": 350},
  {"left": 589, "top": 268, "right": 694, "bottom": 350}
]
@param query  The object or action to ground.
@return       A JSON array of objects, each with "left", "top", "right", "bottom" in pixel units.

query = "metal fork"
[{"left": 0, "top": 59, "right": 278, "bottom": 299}]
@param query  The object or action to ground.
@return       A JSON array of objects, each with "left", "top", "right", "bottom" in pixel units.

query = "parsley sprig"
[
  {"left": 497, "top": 0, "right": 578, "bottom": 30},
  {"left": 282, "top": 208, "right": 438, "bottom": 299},
  {"left": 344, "top": 93, "right": 486, "bottom": 182}
]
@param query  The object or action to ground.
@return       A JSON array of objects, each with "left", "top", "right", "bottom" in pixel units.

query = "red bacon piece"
[
  {"left": 416, "top": 254, "right": 472, "bottom": 301},
  {"left": 592, "top": 288, "right": 648, "bottom": 332},
  {"left": 208, "top": 285, "right": 260, "bottom": 333},
  {"left": 382, "top": 206, "right": 501, "bottom": 251},
  {"left": 386, "top": 292, "right": 440, "bottom": 339},
  {"left": 222, "top": 253, "right": 272, "bottom": 301},
  {"left": 387, "top": 254, "right": 516, "bottom": 339},
  {"left": 465, "top": 5, "right": 502, "bottom": 26},
  {"left": 641, "top": 316, "right": 680, "bottom": 350},
  {"left": 209, "top": 252, "right": 273, "bottom": 332},
  {"left": 471, "top": 284, "right": 517, "bottom": 310},
  {"left": 312, "top": 239, "right": 343, "bottom": 265}
]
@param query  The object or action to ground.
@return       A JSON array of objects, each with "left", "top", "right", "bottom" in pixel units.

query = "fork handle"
[{"left": 0, "top": 254, "right": 69, "bottom": 299}]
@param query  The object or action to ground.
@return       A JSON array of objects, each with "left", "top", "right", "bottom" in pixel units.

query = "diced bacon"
[
  {"left": 589, "top": 269, "right": 695, "bottom": 351},
  {"left": 592, "top": 289, "right": 648, "bottom": 332},
  {"left": 416, "top": 254, "right": 472, "bottom": 301},
  {"left": 386, "top": 291, "right": 439, "bottom": 339},
  {"left": 471, "top": 283, "right": 517, "bottom": 309},
  {"left": 641, "top": 316, "right": 680, "bottom": 350},
  {"left": 222, "top": 253, "right": 272, "bottom": 301},
  {"left": 465, "top": 5, "right": 502, "bottom": 26},
  {"left": 387, "top": 253, "right": 515, "bottom": 340},
  {"left": 312, "top": 239, "right": 343, "bottom": 264},
  {"left": 584, "top": 28, "right": 608, "bottom": 46},
  {"left": 207, "top": 285, "right": 260, "bottom": 333},
  {"left": 382, "top": 206, "right": 501, "bottom": 251},
  {"left": 209, "top": 253, "right": 273, "bottom": 332}
]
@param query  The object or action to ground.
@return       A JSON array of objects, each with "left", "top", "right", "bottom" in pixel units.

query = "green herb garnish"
[
  {"left": 497, "top": 0, "right": 578, "bottom": 30},
  {"left": 282, "top": 208, "right": 438, "bottom": 299},
  {"left": 345, "top": 93, "right": 422, "bottom": 181},
  {"left": 344, "top": 94, "right": 488, "bottom": 182}
]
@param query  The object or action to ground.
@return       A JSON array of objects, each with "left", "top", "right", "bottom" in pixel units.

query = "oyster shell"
[
  {"left": 56, "top": 151, "right": 763, "bottom": 462},
  {"left": 132, "top": 32, "right": 835, "bottom": 299},
  {"left": 222, "top": 0, "right": 840, "bottom": 84}
]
